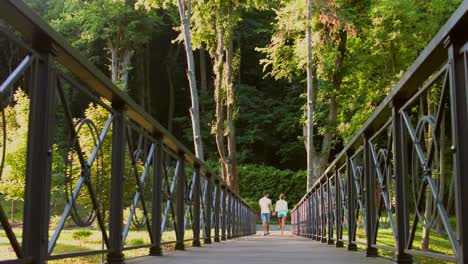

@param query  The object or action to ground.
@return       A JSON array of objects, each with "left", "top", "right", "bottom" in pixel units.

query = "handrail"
[
  {"left": 0, "top": 0, "right": 250, "bottom": 206},
  {"left": 291, "top": 1, "right": 468, "bottom": 263},
  {"left": 293, "top": 0, "right": 468, "bottom": 211},
  {"left": 0, "top": 1, "right": 257, "bottom": 263}
]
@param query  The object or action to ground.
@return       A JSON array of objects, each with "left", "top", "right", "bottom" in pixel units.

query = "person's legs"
[
  {"left": 281, "top": 217, "right": 285, "bottom": 234},
  {"left": 261, "top": 213, "right": 267, "bottom": 235}
]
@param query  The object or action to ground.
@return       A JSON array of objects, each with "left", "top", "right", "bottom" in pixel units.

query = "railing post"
[
  {"left": 107, "top": 107, "right": 126, "bottom": 264},
  {"left": 23, "top": 43, "right": 56, "bottom": 264},
  {"left": 335, "top": 168, "right": 344, "bottom": 247},
  {"left": 204, "top": 175, "right": 212, "bottom": 244},
  {"left": 321, "top": 185, "right": 327, "bottom": 243},
  {"left": 308, "top": 195, "right": 312, "bottom": 238},
  {"left": 364, "top": 136, "right": 378, "bottom": 257},
  {"left": 192, "top": 167, "right": 201, "bottom": 247},
  {"left": 447, "top": 36, "right": 468, "bottom": 264},
  {"left": 150, "top": 136, "right": 163, "bottom": 255},
  {"left": 347, "top": 155, "right": 357, "bottom": 251},
  {"left": 214, "top": 181, "right": 221, "bottom": 242},
  {"left": 227, "top": 191, "right": 232, "bottom": 239},
  {"left": 232, "top": 197, "right": 238, "bottom": 238},
  {"left": 392, "top": 102, "right": 412, "bottom": 263},
  {"left": 175, "top": 154, "right": 186, "bottom": 250},
  {"left": 327, "top": 176, "right": 334, "bottom": 245},
  {"left": 221, "top": 187, "right": 227, "bottom": 240}
]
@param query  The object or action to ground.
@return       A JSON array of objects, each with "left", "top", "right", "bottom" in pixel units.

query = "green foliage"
[
  {"left": 237, "top": 164, "right": 306, "bottom": 208},
  {"left": 72, "top": 229, "right": 93, "bottom": 247},
  {"left": 128, "top": 238, "right": 145, "bottom": 246}
]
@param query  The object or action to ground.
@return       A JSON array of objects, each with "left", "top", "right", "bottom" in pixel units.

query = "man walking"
[{"left": 259, "top": 191, "right": 273, "bottom": 236}]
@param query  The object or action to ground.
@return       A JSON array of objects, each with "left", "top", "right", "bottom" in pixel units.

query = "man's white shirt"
[{"left": 259, "top": 197, "right": 272, "bottom": 214}]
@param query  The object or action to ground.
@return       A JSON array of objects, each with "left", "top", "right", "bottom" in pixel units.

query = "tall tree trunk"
[
  {"left": 167, "top": 66, "right": 176, "bottom": 133},
  {"left": 121, "top": 48, "right": 133, "bottom": 91},
  {"left": 200, "top": 47, "right": 207, "bottom": 112},
  {"left": 109, "top": 42, "right": 119, "bottom": 84},
  {"left": 306, "top": 0, "right": 315, "bottom": 190},
  {"left": 167, "top": 45, "right": 181, "bottom": 133},
  {"left": 236, "top": 33, "right": 242, "bottom": 84},
  {"left": 213, "top": 22, "right": 228, "bottom": 180},
  {"left": 177, "top": 0, "right": 204, "bottom": 160},
  {"left": 225, "top": 37, "right": 238, "bottom": 192}
]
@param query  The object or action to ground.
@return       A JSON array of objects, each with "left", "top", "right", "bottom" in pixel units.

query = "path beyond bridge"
[{"left": 128, "top": 232, "right": 389, "bottom": 264}]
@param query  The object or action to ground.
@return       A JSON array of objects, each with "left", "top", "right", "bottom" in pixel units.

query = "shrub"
[
  {"left": 72, "top": 229, "right": 93, "bottom": 248},
  {"left": 128, "top": 238, "right": 145, "bottom": 246}
]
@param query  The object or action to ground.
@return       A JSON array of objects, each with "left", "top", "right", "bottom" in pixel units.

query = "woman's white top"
[{"left": 275, "top": 200, "right": 288, "bottom": 212}]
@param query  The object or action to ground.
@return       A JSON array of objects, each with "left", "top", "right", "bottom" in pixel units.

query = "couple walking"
[{"left": 259, "top": 191, "right": 288, "bottom": 235}]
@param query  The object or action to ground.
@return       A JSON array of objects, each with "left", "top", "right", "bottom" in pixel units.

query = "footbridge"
[{"left": 0, "top": 0, "right": 468, "bottom": 264}]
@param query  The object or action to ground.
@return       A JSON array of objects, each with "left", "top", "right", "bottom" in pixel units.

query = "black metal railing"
[
  {"left": 0, "top": 1, "right": 256, "bottom": 263},
  {"left": 292, "top": 1, "right": 468, "bottom": 263}
]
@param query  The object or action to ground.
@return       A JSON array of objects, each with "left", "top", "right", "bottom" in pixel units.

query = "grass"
[
  {"left": 0, "top": 227, "right": 200, "bottom": 263},
  {"left": 339, "top": 215, "right": 456, "bottom": 264}
]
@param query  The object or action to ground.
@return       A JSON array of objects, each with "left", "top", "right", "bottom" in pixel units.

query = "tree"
[
  {"left": 176, "top": 0, "right": 204, "bottom": 160},
  {"left": 259, "top": 0, "right": 360, "bottom": 181},
  {"left": 52, "top": 0, "right": 162, "bottom": 90},
  {"left": 305, "top": 0, "right": 315, "bottom": 189}
]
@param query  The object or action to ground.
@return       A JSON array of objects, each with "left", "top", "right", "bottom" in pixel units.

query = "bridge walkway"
[{"left": 129, "top": 232, "right": 390, "bottom": 264}]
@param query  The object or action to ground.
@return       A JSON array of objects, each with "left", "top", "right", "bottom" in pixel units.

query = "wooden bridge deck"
[{"left": 128, "top": 232, "right": 390, "bottom": 264}]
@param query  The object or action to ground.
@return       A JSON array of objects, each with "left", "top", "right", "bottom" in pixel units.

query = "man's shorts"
[{"left": 261, "top": 213, "right": 271, "bottom": 223}]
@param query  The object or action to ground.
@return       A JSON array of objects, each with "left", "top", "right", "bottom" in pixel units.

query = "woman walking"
[{"left": 275, "top": 193, "right": 288, "bottom": 235}]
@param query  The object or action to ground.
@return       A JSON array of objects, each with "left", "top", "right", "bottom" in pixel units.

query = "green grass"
[
  {"left": 0, "top": 227, "right": 199, "bottom": 263},
  {"left": 339, "top": 216, "right": 456, "bottom": 264}
]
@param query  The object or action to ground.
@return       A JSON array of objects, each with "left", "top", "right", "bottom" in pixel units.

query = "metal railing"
[
  {"left": 291, "top": 1, "right": 468, "bottom": 263},
  {"left": 0, "top": 1, "right": 256, "bottom": 263}
]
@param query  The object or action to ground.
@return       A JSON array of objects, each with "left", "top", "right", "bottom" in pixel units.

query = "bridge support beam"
[
  {"left": 364, "top": 136, "right": 378, "bottom": 257},
  {"left": 327, "top": 177, "right": 334, "bottom": 245},
  {"left": 107, "top": 108, "right": 126, "bottom": 264},
  {"left": 392, "top": 103, "right": 412, "bottom": 263},
  {"left": 214, "top": 181, "right": 221, "bottom": 242},
  {"left": 447, "top": 36, "right": 468, "bottom": 264},
  {"left": 150, "top": 137, "right": 164, "bottom": 255},
  {"left": 346, "top": 155, "right": 358, "bottom": 251},
  {"left": 204, "top": 175, "right": 212, "bottom": 244},
  {"left": 227, "top": 191, "right": 232, "bottom": 239},
  {"left": 221, "top": 187, "right": 227, "bottom": 240},
  {"left": 192, "top": 167, "right": 202, "bottom": 247},
  {"left": 23, "top": 43, "right": 56, "bottom": 264},
  {"left": 335, "top": 167, "right": 344, "bottom": 248},
  {"left": 175, "top": 154, "right": 186, "bottom": 250}
]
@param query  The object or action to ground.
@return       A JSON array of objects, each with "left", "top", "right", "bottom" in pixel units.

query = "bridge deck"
[{"left": 128, "top": 232, "right": 390, "bottom": 264}]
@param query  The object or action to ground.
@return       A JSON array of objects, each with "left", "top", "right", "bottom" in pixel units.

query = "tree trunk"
[
  {"left": 306, "top": 0, "right": 315, "bottom": 190},
  {"left": 109, "top": 42, "right": 119, "bottom": 84},
  {"left": 200, "top": 48, "right": 207, "bottom": 93},
  {"left": 225, "top": 37, "right": 238, "bottom": 192},
  {"left": 166, "top": 45, "right": 181, "bottom": 133},
  {"left": 237, "top": 33, "right": 242, "bottom": 84},
  {"left": 213, "top": 21, "right": 228, "bottom": 181},
  {"left": 121, "top": 48, "right": 133, "bottom": 91},
  {"left": 311, "top": 29, "right": 347, "bottom": 181},
  {"left": 167, "top": 66, "right": 176, "bottom": 133},
  {"left": 177, "top": 0, "right": 204, "bottom": 160}
]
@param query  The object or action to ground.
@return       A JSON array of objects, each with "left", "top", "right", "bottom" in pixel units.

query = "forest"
[{"left": 0, "top": 0, "right": 465, "bottom": 262}]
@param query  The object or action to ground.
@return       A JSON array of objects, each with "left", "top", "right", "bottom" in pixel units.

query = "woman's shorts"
[{"left": 278, "top": 210, "right": 288, "bottom": 218}]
